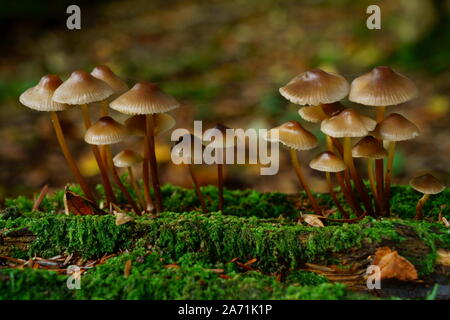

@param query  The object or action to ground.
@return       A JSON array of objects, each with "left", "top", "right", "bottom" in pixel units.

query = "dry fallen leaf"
[
  {"left": 374, "top": 247, "right": 418, "bottom": 281},
  {"left": 64, "top": 185, "right": 106, "bottom": 216},
  {"left": 164, "top": 264, "right": 180, "bottom": 269},
  {"left": 114, "top": 211, "right": 134, "bottom": 226},
  {"left": 302, "top": 214, "right": 325, "bottom": 227}
]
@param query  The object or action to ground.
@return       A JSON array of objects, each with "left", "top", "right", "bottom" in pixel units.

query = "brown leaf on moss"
[
  {"left": 114, "top": 211, "right": 134, "bottom": 226},
  {"left": 124, "top": 260, "right": 132, "bottom": 278},
  {"left": 302, "top": 214, "right": 325, "bottom": 227},
  {"left": 63, "top": 185, "right": 106, "bottom": 215},
  {"left": 374, "top": 247, "right": 418, "bottom": 281},
  {"left": 164, "top": 264, "right": 180, "bottom": 269},
  {"left": 436, "top": 249, "right": 450, "bottom": 267}
]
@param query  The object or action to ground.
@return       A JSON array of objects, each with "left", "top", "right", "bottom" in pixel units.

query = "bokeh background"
[{"left": 0, "top": 0, "right": 449, "bottom": 201}]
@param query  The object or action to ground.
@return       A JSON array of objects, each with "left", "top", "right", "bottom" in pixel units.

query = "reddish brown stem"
[
  {"left": 146, "top": 114, "right": 163, "bottom": 213},
  {"left": 335, "top": 172, "right": 364, "bottom": 216},
  {"left": 326, "top": 172, "right": 348, "bottom": 218},
  {"left": 187, "top": 164, "right": 207, "bottom": 213},
  {"left": 142, "top": 137, "right": 154, "bottom": 212}
]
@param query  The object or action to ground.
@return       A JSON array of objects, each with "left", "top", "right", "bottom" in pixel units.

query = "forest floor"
[{"left": 0, "top": 184, "right": 449, "bottom": 300}]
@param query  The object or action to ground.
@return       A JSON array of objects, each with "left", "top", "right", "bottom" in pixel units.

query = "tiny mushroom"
[
  {"left": 265, "top": 121, "right": 321, "bottom": 215},
  {"left": 53, "top": 70, "right": 116, "bottom": 205},
  {"left": 113, "top": 149, "right": 146, "bottom": 210},
  {"left": 309, "top": 151, "right": 349, "bottom": 218},
  {"left": 321, "top": 108, "right": 376, "bottom": 216},
  {"left": 409, "top": 173, "right": 445, "bottom": 220},
  {"left": 91, "top": 65, "right": 129, "bottom": 116},
  {"left": 110, "top": 82, "right": 180, "bottom": 213},
  {"left": 172, "top": 133, "right": 207, "bottom": 213},
  {"left": 352, "top": 136, "right": 388, "bottom": 206},
  {"left": 19, "top": 75, "right": 95, "bottom": 202},
  {"left": 84, "top": 117, "right": 140, "bottom": 215},
  {"left": 375, "top": 113, "right": 420, "bottom": 213}
]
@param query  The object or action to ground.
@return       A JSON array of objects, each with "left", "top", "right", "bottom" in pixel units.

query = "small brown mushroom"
[
  {"left": 113, "top": 150, "right": 145, "bottom": 210},
  {"left": 265, "top": 121, "right": 321, "bottom": 215},
  {"left": 110, "top": 82, "right": 180, "bottom": 213},
  {"left": 19, "top": 75, "right": 95, "bottom": 202},
  {"left": 409, "top": 173, "right": 445, "bottom": 220},
  {"left": 84, "top": 117, "right": 140, "bottom": 215},
  {"left": 309, "top": 151, "right": 349, "bottom": 218}
]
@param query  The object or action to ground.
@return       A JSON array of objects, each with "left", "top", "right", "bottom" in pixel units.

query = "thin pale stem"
[
  {"left": 290, "top": 149, "right": 321, "bottom": 215},
  {"left": 375, "top": 106, "right": 386, "bottom": 215},
  {"left": 384, "top": 141, "right": 396, "bottom": 215},
  {"left": 105, "top": 145, "right": 140, "bottom": 215},
  {"left": 79, "top": 105, "right": 116, "bottom": 206},
  {"left": 50, "top": 112, "right": 95, "bottom": 202},
  {"left": 187, "top": 163, "right": 207, "bottom": 213},
  {"left": 142, "top": 138, "right": 154, "bottom": 212},
  {"left": 326, "top": 172, "right": 348, "bottom": 218},
  {"left": 415, "top": 193, "right": 430, "bottom": 220},
  {"left": 335, "top": 172, "right": 364, "bottom": 216},
  {"left": 343, "top": 137, "right": 374, "bottom": 216},
  {"left": 128, "top": 167, "right": 146, "bottom": 210},
  {"left": 146, "top": 114, "right": 163, "bottom": 213},
  {"left": 367, "top": 159, "right": 379, "bottom": 201}
]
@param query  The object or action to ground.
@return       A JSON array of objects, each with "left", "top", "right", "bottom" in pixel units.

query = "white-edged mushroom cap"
[
  {"left": 84, "top": 116, "right": 128, "bottom": 145},
  {"left": 19, "top": 75, "right": 69, "bottom": 112}
]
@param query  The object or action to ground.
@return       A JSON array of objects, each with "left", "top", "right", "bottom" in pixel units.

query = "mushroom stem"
[
  {"left": 187, "top": 163, "right": 207, "bottom": 213},
  {"left": 326, "top": 136, "right": 334, "bottom": 151},
  {"left": 375, "top": 106, "right": 386, "bottom": 215},
  {"left": 101, "top": 100, "right": 109, "bottom": 117},
  {"left": 367, "top": 159, "right": 379, "bottom": 201},
  {"left": 217, "top": 163, "right": 224, "bottom": 211},
  {"left": 414, "top": 193, "right": 430, "bottom": 220},
  {"left": 325, "top": 172, "right": 348, "bottom": 218},
  {"left": 290, "top": 149, "right": 321, "bottom": 215},
  {"left": 104, "top": 145, "right": 140, "bottom": 215},
  {"left": 384, "top": 141, "right": 396, "bottom": 215},
  {"left": 127, "top": 166, "right": 146, "bottom": 210},
  {"left": 142, "top": 138, "right": 155, "bottom": 211},
  {"left": 50, "top": 112, "right": 95, "bottom": 202},
  {"left": 79, "top": 105, "right": 116, "bottom": 206},
  {"left": 343, "top": 137, "right": 374, "bottom": 216},
  {"left": 146, "top": 114, "right": 163, "bottom": 213},
  {"left": 335, "top": 172, "right": 364, "bottom": 216}
]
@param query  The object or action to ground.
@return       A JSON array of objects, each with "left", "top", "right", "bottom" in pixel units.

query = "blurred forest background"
[{"left": 0, "top": 0, "right": 449, "bottom": 201}]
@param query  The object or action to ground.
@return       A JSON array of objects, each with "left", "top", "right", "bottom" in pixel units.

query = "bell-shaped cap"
[
  {"left": 309, "top": 151, "right": 346, "bottom": 172},
  {"left": 53, "top": 70, "right": 114, "bottom": 105},
  {"left": 265, "top": 121, "right": 318, "bottom": 151},
  {"left": 321, "top": 108, "right": 376, "bottom": 138},
  {"left": 84, "top": 116, "right": 128, "bottom": 145},
  {"left": 113, "top": 149, "right": 142, "bottom": 167},
  {"left": 352, "top": 136, "right": 387, "bottom": 159},
  {"left": 298, "top": 102, "right": 344, "bottom": 123},
  {"left": 91, "top": 65, "right": 129, "bottom": 96},
  {"left": 124, "top": 113, "right": 176, "bottom": 136},
  {"left": 19, "top": 75, "right": 69, "bottom": 112},
  {"left": 349, "top": 66, "right": 418, "bottom": 106},
  {"left": 374, "top": 113, "right": 419, "bottom": 141},
  {"left": 410, "top": 173, "right": 445, "bottom": 195},
  {"left": 279, "top": 69, "right": 349, "bottom": 106},
  {"left": 110, "top": 82, "right": 180, "bottom": 115},
  {"left": 204, "top": 124, "right": 235, "bottom": 149}
]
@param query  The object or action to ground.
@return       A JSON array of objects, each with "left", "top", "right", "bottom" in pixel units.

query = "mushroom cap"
[
  {"left": 204, "top": 124, "right": 235, "bottom": 149},
  {"left": 309, "top": 151, "right": 347, "bottom": 172},
  {"left": 172, "top": 133, "right": 204, "bottom": 162},
  {"left": 53, "top": 70, "right": 114, "bottom": 105},
  {"left": 352, "top": 136, "right": 388, "bottom": 159},
  {"left": 113, "top": 149, "right": 142, "bottom": 167},
  {"left": 298, "top": 102, "right": 344, "bottom": 123},
  {"left": 374, "top": 113, "right": 420, "bottom": 141},
  {"left": 409, "top": 173, "right": 445, "bottom": 195},
  {"left": 84, "top": 116, "right": 128, "bottom": 145},
  {"left": 349, "top": 66, "right": 418, "bottom": 106},
  {"left": 265, "top": 121, "right": 318, "bottom": 151},
  {"left": 321, "top": 108, "right": 376, "bottom": 138},
  {"left": 19, "top": 75, "right": 69, "bottom": 112},
  {"left": 110, "top": 82, "right": 180, "bottom": 115},
  {"left": 125, "top": 113, "right": 176, "bottom": 136},
  {"left": 91, "top": 65, "right": 129, "bottom": 96},
  {"left": 279, "top": 69, "right": 350, "bottom": 106}
]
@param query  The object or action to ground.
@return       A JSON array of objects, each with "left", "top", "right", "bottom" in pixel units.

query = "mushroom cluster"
[
  {"left": 19, "top": 66, "right": 446, "bottom": 220},
  {"left": 269, "top": 66, "right": 446, "bottom": 220}
]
